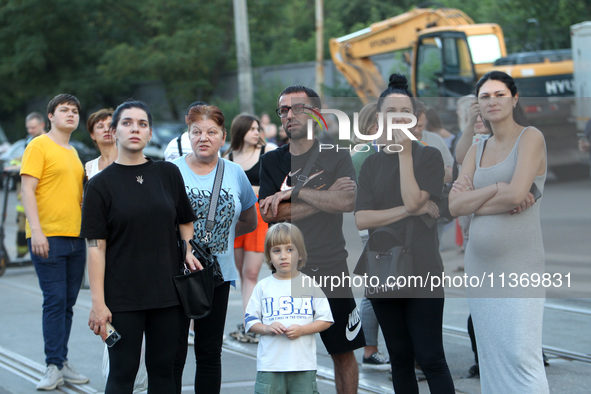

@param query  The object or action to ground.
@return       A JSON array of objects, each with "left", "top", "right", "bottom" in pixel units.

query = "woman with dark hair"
[
  {"left": 350, "top": 102, "right": 390, "bottom": 370},
  {"left": 259, "top": 112, "right": 278, "bottom": 144},
  {"left": 85, "top": 108, "right": 116, "bottom": 180},
  {"left": 81, "top": 100, "right": 198, "bottom": 392},
  {"left": 354, "top": 73, "right": 455, "bottom": 393},
  {"left": 173, "top": 105, "right": 257, "bottom": 393},
  {"left": 449, "top": 71, "right": 549, "bottom": 393},
  {"left": 223, "top": 114, "right": 275, "bottom": 343}
]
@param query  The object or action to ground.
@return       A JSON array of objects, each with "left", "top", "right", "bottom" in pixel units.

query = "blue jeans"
[{"left": 29, "top": 236, "right": 86, "bottom": 366}]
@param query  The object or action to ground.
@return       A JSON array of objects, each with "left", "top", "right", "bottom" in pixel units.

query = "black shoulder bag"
[
  {"left": 174, "top": 160, "right": 225, "bottom": 319},
  {"left": 355, "top": 218, "right": 415, "bottom": 298}
]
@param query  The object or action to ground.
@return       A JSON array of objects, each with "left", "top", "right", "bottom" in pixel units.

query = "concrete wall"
[{"left": 214, "top": 53, "right": 406, "bottom": 101}]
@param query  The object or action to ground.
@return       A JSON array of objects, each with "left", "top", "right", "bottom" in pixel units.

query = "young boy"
[
  {"left": 245, "top": 223, "right": 333, "bottom": 393},
  {"left": 20, "top": 94, "right": 89, "bottom": 390}
]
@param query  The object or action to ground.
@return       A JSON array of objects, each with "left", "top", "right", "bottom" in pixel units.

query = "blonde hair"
[
  {"left": 352, "top": 102, "right": 378, "bottom": 144},
  {"left": 264, "top": 223, "right": 307, "bottom": 272}
]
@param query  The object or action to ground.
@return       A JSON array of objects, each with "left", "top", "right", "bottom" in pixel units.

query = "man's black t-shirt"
[
  {"left": 81, "top": 160, "right": 196, "bottom": 312},
  {"left": 355, "top": 141, "right": 445, "bottom": 276},
  {"left": 259, "top": 140, "right": 356, "bottom": 268}
]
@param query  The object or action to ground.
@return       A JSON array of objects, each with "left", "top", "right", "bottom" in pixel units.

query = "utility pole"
[
  {"left": 233, "top": 0, "right": 255, "bottom": 114},
  {"left": 315, "top": 0, "right": 324, "bottom": 100}
]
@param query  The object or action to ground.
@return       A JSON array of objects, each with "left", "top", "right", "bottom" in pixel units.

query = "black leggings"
[
  {"left": 106, "top": 305, "right": 184, "bottom": 394},
  {"left": 370, "top": 297, "right": 455, "bottom": 394},
  {"left": 174, "top": 281, "right": 230, "bottom": 394}
]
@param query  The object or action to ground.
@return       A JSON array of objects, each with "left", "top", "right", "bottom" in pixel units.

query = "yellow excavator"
[
  {"left": 329, "top": 6, "right": 587, "bottom": 177},
  {"left": 329, "top": 7, "right": 573, "bottom": 100}
]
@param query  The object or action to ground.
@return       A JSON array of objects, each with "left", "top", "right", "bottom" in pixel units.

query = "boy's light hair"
[{"left": 264, "top": 223, "right": 307, "bottom": 273}]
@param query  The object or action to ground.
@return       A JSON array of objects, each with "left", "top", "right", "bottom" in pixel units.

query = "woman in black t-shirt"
[
  {"left": 354, "top": 74, "right": 455, "bottom": 393},
  {"left": 81, "top": 100, "right": 197, "bottom": 393}
]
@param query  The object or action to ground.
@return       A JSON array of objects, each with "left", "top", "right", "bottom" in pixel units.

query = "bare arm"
[
  {"left": 298, "top": 176, "right": 357, "bottom": 213},
  {"left": 284, "top": 320, "right": 332, "bottom": 340},
  {"left": 87, "top": 239, "right": 111, "bottom": 340},
  {"left": 248, "top": 321, "right": 287, "bottom": 336},
  {"left": 355, "top": 200, "right": 439, "bottom": 230},
  {"left": 259, "top": 175, "right": 356, "bottom": 222},
  {"left": 356, "top": 133, "right": 440, "bottom": 229},
  {"left": 455, "top": 101, "right": 479, "bottom": 165},
  {"left": 20, "top": 175, "right": 48, "bottom": 258},
  {"left": 235, "top": 205, "right": 257, "bottom": 237},
  {"left": 449, "top": 145, "right": 498, "bottom": 217},
  {"left": 454, "top": 130, "right": 475, "bottom": 165},
  {"left": 398, "top": 138, "right": 431, "bottom": 213},
  {"left": 259, "top": 199, "right": 319, "bottom": 223},
  {"left": 179, "top": 222, "right": 202, "bottom": 271},
  {"left": 473, "top": 129, "right": 544, "bottom": 215},
  {"left": 444, "top": 166, "right": 453, "bottom": 183},
  {"left": 449, "top": 129, "right": 544, "bottom": 216},
  {"left": 356, "top": 206, "right": 410, "bottom": 230}
]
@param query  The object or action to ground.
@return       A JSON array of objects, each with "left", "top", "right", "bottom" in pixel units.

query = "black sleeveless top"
[{"left": 229, "top": 146, "right": 265, "bottom": 186}]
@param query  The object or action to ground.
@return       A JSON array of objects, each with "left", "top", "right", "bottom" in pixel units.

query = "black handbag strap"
[
  {"left": 177, "top": 134, "right": 183, "bottom": 157},
  {"left": 291, "top": 143, "right": 320, "bottom": 201},
  {"left": 175, "top": 216, "right": 187, "bottom": 269},
  {"left": 205, "top": 159, "right": 225, "bottom": 233}
]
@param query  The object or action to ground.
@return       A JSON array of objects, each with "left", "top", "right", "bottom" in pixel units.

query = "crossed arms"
[{"left": 259, "top": 177, "right": 356, "bottom": 223}]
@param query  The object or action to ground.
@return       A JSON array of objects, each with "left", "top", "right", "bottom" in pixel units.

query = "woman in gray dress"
[{"left": 449, "top": 71, "right": 549, "bottom": 393}]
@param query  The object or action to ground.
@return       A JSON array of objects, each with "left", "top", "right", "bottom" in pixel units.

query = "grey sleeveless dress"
[{"left": 465, "top": 128, "right": 549, "bottom": 393}]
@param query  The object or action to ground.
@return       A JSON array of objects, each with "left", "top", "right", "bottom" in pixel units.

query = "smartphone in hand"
[
  {"left": 105, "top": 322, "right": 121, "bottom": 347},
  {"left": 530, "top": 183, "right": 542, "bottom": 202}
]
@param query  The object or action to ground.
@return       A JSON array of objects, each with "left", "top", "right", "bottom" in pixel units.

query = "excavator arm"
[{"left": 329, "top": 7, "right": 475, "bottom": 102}]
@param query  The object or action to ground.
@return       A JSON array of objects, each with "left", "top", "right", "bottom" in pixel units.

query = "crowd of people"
[{"left": 19, "top": 70, "right": 551, "bottom": 393}]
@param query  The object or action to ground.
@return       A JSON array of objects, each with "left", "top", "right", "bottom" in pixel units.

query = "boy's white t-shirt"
[{"left": 245, "top": 273, "right": 333, "bottom": 372}]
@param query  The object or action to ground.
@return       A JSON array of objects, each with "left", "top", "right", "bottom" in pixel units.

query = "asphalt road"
[{"left": 0, "top": 177, "right": 590, "bottom": 393}]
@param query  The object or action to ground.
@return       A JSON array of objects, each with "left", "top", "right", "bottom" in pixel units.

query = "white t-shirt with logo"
[
  {"left": 245, "top": 273, "right": 333, "bottom": 372},
  {"left": 164, "top": 132, "right": 192, "bottom": 162}
]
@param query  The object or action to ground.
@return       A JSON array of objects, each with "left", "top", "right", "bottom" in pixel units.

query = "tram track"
[
  {"left": 0, "top": 345, "right": 98, "bottom": 393},
  {"left": 1, "top": 267, "right": 590, "bottom": 393},
  {"left": 442, "top": 324, "right": 591, "bottom": 364}
]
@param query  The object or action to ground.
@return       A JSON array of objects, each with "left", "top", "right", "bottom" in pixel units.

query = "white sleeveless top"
[{"left": 85, "top": 157, "right": 100, "bottom": 180}]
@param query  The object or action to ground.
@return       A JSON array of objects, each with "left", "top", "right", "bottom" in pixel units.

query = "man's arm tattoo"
[{"left": 88, "top": 239, "right": 98, "bottom": 247}]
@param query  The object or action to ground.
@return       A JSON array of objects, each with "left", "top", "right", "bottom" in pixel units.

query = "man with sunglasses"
[{"left": 258, "top": 85, "right": 364, "bottom": 394}]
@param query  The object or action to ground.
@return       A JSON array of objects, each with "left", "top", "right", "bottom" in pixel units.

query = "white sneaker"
[
  {"left": 36, "top": 364, "right": 64, "bottom": 391},
  {"left": 61, "top": 362, "right": 89, "bottom": 384}
]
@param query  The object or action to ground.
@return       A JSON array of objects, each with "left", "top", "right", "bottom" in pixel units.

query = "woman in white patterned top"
[{"left": 85, "top": 108, "right": 116, "bottom": 180}]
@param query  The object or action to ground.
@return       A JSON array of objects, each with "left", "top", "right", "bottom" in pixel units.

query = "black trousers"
[
  {"left": 106, "top": 305, "right": 184, "bottom": 394},
  {"left": 174, "top": 281, "right": 231, "bottom": 394},
  {"left": 370, "top": 297, "right": 455, "bottom": 394}
]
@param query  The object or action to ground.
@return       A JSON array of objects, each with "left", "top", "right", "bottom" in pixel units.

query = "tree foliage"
[{"left": 0, "top": 0, "right": 589, "bottom": 139}]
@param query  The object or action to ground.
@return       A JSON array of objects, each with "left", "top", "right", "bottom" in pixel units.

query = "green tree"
[{"left": 97, "top": 0, "right": 236, "bottom": 120}]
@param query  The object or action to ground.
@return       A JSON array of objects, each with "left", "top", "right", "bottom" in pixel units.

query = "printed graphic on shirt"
[
  {"left": 280, "top": 163, "right": 327, "bottom": 191},
  {"left": 246, "top": 295, "right": 315, "bottom": 326},
  {"left": 186, "top": 186, "right": 235, "bottom": 254}
]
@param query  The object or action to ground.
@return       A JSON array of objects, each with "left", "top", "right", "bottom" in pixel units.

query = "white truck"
[
  {"left": 571, "top": 22, "right": 591, "bottom": 133},
  {"left": 568, "top": 21, "right": 591, "bottom": 177}
]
